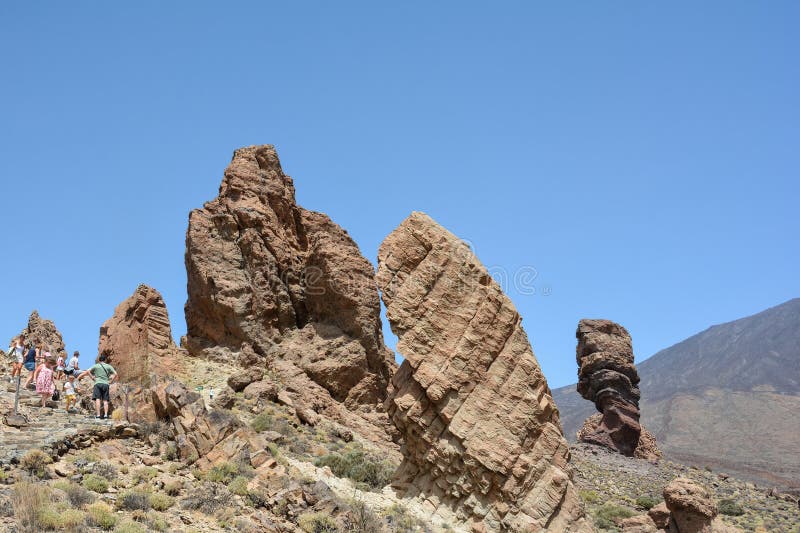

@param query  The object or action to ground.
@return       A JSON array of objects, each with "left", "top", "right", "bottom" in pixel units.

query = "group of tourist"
[{"left": 5, "top": 335, "right": 118, "bottom": 419}]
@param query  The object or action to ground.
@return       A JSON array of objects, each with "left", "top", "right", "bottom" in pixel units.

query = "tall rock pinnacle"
[{"left": 184, "top": 145, "right": 395, "bottom": 405}]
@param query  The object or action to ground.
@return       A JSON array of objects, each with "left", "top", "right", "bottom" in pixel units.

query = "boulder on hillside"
[
  {"left": 376, "top": 212, "right": 592, "bottom": 532},
  {"left": 663, "top": 477, "right": 741, "bottom": 533}
]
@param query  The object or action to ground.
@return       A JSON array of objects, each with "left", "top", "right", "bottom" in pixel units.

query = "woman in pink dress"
[{"left": 33, "top": 357, "right": 56, "bottom": 407}]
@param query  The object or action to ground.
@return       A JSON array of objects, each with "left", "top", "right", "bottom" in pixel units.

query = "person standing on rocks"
[
  {"left": 77, "top": 354, "right": 117, "bottom": 419},
  {"left": 64, "top": 351, "right": 79, "bottom": 377},
  {"left": 33, "top": 356, "right": 56, "bottom": 408},
  {"left": 9, "top": 337, "right": 25, "bottom": 382},
  {"left": 22, "top": 340, "right": 38, "bottom": 388}
]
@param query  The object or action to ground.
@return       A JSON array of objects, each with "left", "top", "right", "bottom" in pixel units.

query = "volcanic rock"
[
  {"left": 577, "top": 413, "right": 662, "bottom": 461},
  {"left": 184, "top": 145, "right": 395, "bottom": 406},
  {"left": 376, "top": 212, "right": 591, "bottom": 532},
  {"left": 576, "top": 319, "right": 643, "bottom": 456},
  {"left": 663, "top": 477, "right": 740, "bottom": 532},
  {"left": 15, "top": 310, "right": 66, "bottom": 355},
  {"left": 98, "top": 284, "right": 178, "bottom": 383}
]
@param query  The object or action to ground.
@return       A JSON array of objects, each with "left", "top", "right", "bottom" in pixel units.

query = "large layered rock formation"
[
  {"left": 376, "top": 212, "right": 591, "bottom": 532},
  {"left": 98, "top": 284, "right": 178, "bottom": 383},
  {"left": 660, "top": 478, "right": 740, "bottom": 532},
  {"left": 14, "top": 310, "right": 66, "bottom": 355},
  {"left": 184, "top": 145, "right": 395, "bottom": 407},
  {"left": 577, "top": 413, "right": 662, "bottom": 461},
  {"left": 576, "top": 319, "right": 644, "bottom": 457}
]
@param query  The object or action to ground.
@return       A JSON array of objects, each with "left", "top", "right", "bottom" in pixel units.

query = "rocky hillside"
[{"left": 553, "top": 298, "right": 800, "bottom": 489}]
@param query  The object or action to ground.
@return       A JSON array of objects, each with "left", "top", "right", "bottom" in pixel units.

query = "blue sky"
[{"left": 1, "top": 2, "right": 797, "bottom": 388}]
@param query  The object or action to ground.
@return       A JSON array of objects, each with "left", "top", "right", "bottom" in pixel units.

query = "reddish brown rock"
[
  {"left": 15, "top": 310, "right": 66, "bottom": 356},
  {"left": 376, "top": 212, "right": 591, "bottom": 532},
  {"left": 577, "top": 413, "right": 662, "bottom": 461},
  {"left": 576, "top": 319, "right": 643, "bottom": 456},
  {"left": 184, "top": 145, "right": 395, "bottom": 406},
  {"left": 98, "top": 284, "right": 178, "bottom": 384}
]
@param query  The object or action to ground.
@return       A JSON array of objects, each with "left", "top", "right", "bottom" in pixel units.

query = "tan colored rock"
[
  {"left": 621, "top": 514, "right": 660, "bottom": 533},
  {"left": 184, "top": 145, "right": 395, "bottom": 405},
  {"left": 15, "top": 310, "right": 66, "bottom": 355},
  {"left": 98, "top": 284, "right": 178, "bottom": 384},
  {"left": 648, "top": 501, "right": 670, "bottom": 529},
  {"left": 577, "top": 413, "right": 662, "bottom": 461},
  {"left": 376, "top": 212, "right": 592, "bottom": 532},
  {"left": 663, "top": 477, "right": 741, "bottom": 533}
]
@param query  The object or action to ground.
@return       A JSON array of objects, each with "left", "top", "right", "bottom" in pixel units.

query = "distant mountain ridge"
[{"left": 552, "top": 298, "right": 800, "bottom": 488}]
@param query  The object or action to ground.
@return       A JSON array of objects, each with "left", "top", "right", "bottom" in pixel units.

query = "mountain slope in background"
[{"left": 552, "top": 298, "right": 800, "bottom": 488}]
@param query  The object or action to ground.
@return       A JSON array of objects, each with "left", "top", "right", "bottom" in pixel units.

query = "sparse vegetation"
[
  {"left": 298, "top": 511, "right": 338, "bottom": 533},
  {"left": 93, "top": 461, "right": 118, "bottom": 481},
  {"left": 12, "top": 480, "right": 50, "bottom": 531},
  {"left": 83, "top": 473, "right": 109, "bottom": 493},
  {"left": 180, "top": 481, "right": 233, "bottom": 513},
  {"left": 19, "top": 450, "right": 52, "bottom": 478},
  {"left": 132, "top": 466, "right": 158, "bottom": 485},
  {"left": 635, "top": 495, "right": 660, "bottom": 510},
  {"left": 384, "top": 503, "right": 423, "bottom": 532},
  {"left": 86, "top": 501, "right": 118, "bottom": 530},
  {"left": 719, "top": 498, "right": 745, "bottom": 516},
  {"left": 314, "top": 445, "right": 395, "bottom": 490},
  {"left": 148, "top": 492, "right": 174, "bottom": 511},
  {"left": 580, "top": 489, "right": 600, "bottom": 504},
  {"left": 251, "top": 411, "right": 274, "bottom": 433},
  {"left": 593, "top": 503, "right": 636, "bottom": 530},
  {"left": 229, "top": 475, "right": 250, "bottom": 496}
]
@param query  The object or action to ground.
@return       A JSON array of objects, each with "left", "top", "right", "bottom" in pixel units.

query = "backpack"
[{"left": 52, "top": 389, "right": 60, "bottom": 401}]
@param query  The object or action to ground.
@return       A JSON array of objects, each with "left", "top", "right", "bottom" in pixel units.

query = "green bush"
[
  {"left": 314, "top": 446, "right": 395, "bottom": 489},
  {"left": 635, "top": 495, "right": 660, "bottom": 510},
  {"left": 148, "top": 492, "right": 174, "bottom": 511},
  {"left": 718, "top": 498, "right": 745, "bottom": 516},
  {"left": 114, "top": 519, "right": 147, "bottom": 533},
  {"left": 117, "top": 489, "right": 151, "bottom": 511},
  {"left": 87, "top": 502, "right": 117, "bottom": 530},
  {"left": 83, "top": 473, "right": 109, "bottom": 493},
  {"left": 229, "top": 475, "right": 250, "bottom": 496},
  {"left": 93, "top": 461, "right": 118, "bottom": 481},
  {"left": 132, "top": 467, "right": 158, "bottom": 485},
  {"left": 146, "top": 511, "right": 169, "bottom": 532},
  {"left": 61, "top": 481, "right": 96, "bottom": 506},
  {"left": 205, "top": 461, "right": 240, "bottom": 484},
  {"left": 580, "top": 489, "right": 600, "bottom": 504},
  {"left": 251, "top": 412, "right": 274, "bottom": 433},
  {"left": 36, "top": 506, "right": 62, "bottom": 530},
  {"left": 298, "top": 512, "right": 338, "bottom": 533},
  {"left": 594, "top": 503, "right": 636, "bottom": 526},
  {"left": 59, "top": 508, "right": 87, "bottom": 528}
]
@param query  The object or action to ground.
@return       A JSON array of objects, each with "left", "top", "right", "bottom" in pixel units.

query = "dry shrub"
[{"left": 12, "top": 480, "right": 50, "bottom": 532}]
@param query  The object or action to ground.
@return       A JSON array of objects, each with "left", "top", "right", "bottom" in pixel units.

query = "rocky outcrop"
[
  {"left": 662, "top": 478, "right": 740, "bottom": 533},
  {"left": 98, "top": 284, "right": 178, "bottom": 383},
  {"left": 376, "top": 212, "right": 591, "bottom": 532},
  {"left": 576, "top": 319, "right": 645, "bottom": 457},
  {"left": 577, "top": 413, "right": 662, "bottom": 461},
  {"left": 14, "top": 310, "right": 66, "bottom": 355},
  {"left": 184, "top": 145, "right": 395, "bottom": 406}
]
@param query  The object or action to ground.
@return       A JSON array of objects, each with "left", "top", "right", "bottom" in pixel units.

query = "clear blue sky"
[{"left": 1, "top": 2, "right": 797, "bottom": 388}]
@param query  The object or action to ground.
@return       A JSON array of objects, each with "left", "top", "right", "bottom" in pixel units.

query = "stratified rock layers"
[
  {"left": 184, "top": 145, "right": 394, "bottom": 405},
  {"left": 576, "top": 319, "right": 642, "bottom": 456},
  {"left": 377, "top": 212, "right": 590, "bottom": 532},
  {"left": 98, "top": 284, "right": 177, "bottom": 383}
]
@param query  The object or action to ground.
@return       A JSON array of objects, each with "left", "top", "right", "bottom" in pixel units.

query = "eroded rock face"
[
  {"left": 576, "top": 319, "right": 642, "bottom": 456},
  {"left": 663, "top": 477, "right": 740, "bottom": 533},
  {"left": 376, "top": 212, "right": 591, "bottom": 532},
  {"left": 577, "top": 413, "right": 662, "bottom": 461},
  {"left": 184, "top": 145, "right": 394, "bottom": 405},
  {"left": 15, "top": 310, "right": 66, "bottom": 355},
  {"left": 98, "top": 284, "right": 177, "bottom": 383}
]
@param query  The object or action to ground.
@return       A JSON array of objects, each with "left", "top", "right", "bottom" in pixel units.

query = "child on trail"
[
  {"left": 77, "top": 354, "right": 117, "bottom": 420},
  {"left": 65, "top": 351, "right": 79, "bottom": 377},
  {"left": 55, "top": 353, "right": 66, "bottom": 380},
  {"left": 9, "top": 337, "right": 24, "bottom": 382},
  {"left": 33, "top": 356, "right": 56, "bottom": 408},
  {"left": 64, "top": 375, "right": 77, "bottom": 412}
]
